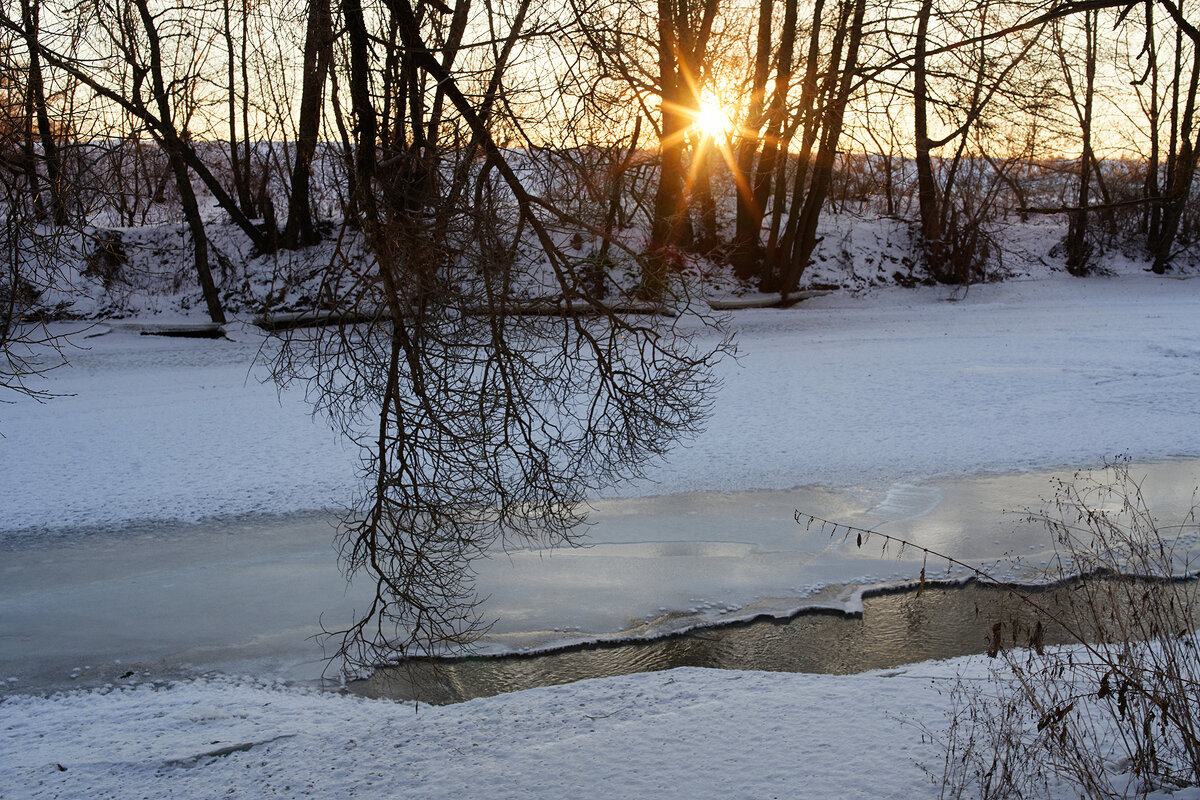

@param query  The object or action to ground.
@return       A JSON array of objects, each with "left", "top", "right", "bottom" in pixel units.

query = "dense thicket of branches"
[
  {"left": 4, "top": 0, "right": 1200, "bottom": 665},
  {"left": 265, "top": 0, "right": 729, "bottom": 667},
  {"left": 2, "top": 0, "right": 1199, "bottom": 303}
]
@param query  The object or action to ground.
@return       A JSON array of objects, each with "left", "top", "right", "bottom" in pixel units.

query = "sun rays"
[{"left": 694, "top": 99, "right": 733, "bottom": 139}]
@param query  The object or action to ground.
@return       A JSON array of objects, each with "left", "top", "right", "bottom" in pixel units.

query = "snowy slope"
[
  {"left": 5, "top": 657, "right": 1200, "bottom": 800},
  {"left": 0, "top": 664, "right": 1038, "bottom": 799}
]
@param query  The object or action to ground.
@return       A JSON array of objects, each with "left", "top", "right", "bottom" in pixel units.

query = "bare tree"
[
  {"left": 0, "top": 2, "right": 276, "bottom": 254},
  {"left": 1056, "top": 10, "right": 1100, "bottom": 275},
  {"left": 642, "top": 0, "right": 718, "bottom": 300},
  {"left": 18, "top": 0, "right": 65, "bottom": 225},
  {"left": 282, "top": 0, "right": 333, "bottom": 249},
  {"left": 910, "top": 0, "right": 1047, "bottom": 283},
  {"left": 773, "top": 0, "right": 866, "bottom": 295},
  {"left": 267, "top": 0, "right": 729, "bottom": 669},
  {"left": 117, "top": 0, "right": 226, "bottom": 322},
  {"left": 218, "top": 0, "right": 258, "bottom": 221},
  {"left": 0, "top": 32, "right": 74, "bottom": 400},
  {"left": 1149, "top": 0, "right": 1200, "bottom": 272}
]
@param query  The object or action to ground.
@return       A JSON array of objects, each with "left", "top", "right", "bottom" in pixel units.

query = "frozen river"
[{"left": 3, "top": 275, "right": 1200, "bottom": 692}]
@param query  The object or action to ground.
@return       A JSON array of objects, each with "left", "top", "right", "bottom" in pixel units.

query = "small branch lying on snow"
[
  {"left": 1017, "top": 196, "right": 1166, "bottom": 215},
  {"left": 164, "top": 734, "right": 297, "bottom": 768}
]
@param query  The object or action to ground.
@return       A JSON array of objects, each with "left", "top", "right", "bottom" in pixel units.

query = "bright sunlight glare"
[{"left": 694, "top": 100, "right": 733, "bottom": 138}]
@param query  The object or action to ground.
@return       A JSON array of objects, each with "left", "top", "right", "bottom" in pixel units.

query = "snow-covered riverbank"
[
  {"left": 0, "top": 664, "right": 994, "bottom": 799},
  {"left": 5, "top": 657, "right": 1199, "bottom": 799}
]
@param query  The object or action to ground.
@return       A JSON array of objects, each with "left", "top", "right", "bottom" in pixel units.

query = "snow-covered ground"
[
  {"left": 0, "top": 663, "right": 1021, "bottom": 799},
  {"left": 6, "top": 274, "right": 1200, "bottom": 531},
  {"left": 4, "top": 265, "right": 1200, "bottom": 798},
  {"left": 4, "top": 657, "right": 1199, "bottom": 799}
]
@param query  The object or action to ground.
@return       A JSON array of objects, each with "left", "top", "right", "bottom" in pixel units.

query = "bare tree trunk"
[
  {"left": 326, "top": 57, "right": 359, "bottom": 222},
  {"left": 732, "top": 0, "right": 775, "bottom": 275},
  {"left": 913, "top": 0, "right": 945, "bottom": 279},
  {"left": 240, "top": 0, "right": 252, "bottom": 204},
  {"left": 1153, "top": 27, "right": 1184, "bottom": 256},
  {"left": 424, "top": 0, "right": 471, "bottom": 152},
  {"left": 284, "top": 0, "right": 334, "bottom": 248},
  {"left": 1063, "top": 12, "right": 1097, "bottom": 276},
  {"left": 20, "top": 63, "right": 44, "bottom": 220},
  {"left": 1153, "top": 43, "right": 1200, "bottom": 274},
  {"left": 693, "top": 143, "right": 719, "bottom": 251},
  {"left": 378, "top": 17, "right": 400, "bottom": 152},
  {"left": 1144, "top": 4, "right": 1162, "bottom": 242},
  {"left": 222, "top": 0, "right": 256, "bottom": 220},
  {"left": 169, "top": 148, "right": 225, "bottom": 323},
  {"left": 21, "top": 0, "right": 66, "bottom": 225},
  {"left": 645, "top": 0, "right": 686, "bottom": 300},
  {"left": 343, "top": 0, "right": 377, "bottom": 223}
]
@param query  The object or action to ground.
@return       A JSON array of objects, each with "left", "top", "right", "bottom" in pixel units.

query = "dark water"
[{"left": 351, "top": 577, "right": 1200, "bottom": 704}]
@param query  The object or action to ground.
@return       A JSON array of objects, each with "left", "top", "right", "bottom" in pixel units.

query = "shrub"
[
  {"left": 803, "top": 461, "right": 1200, "bottom": 798},
  {"left": 981, "top": 465, "right": 1198, "bottom": 798}
]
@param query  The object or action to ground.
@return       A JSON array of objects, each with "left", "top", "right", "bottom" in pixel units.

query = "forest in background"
[{"left": 0, "top": 0, "right": 1199, "bottom": 321}]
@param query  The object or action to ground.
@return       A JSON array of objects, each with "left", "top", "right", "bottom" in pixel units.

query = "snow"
[
  {"left": 4, "top": 261, "right": 1200, "bottom": 798},
  {"left": 5, "top": 274, "right": 1200, "bottom": 532},
  {"left": 676, "top": 274, "right": 1200, "bottom": 494},
  {"left": 4, "top": 658, "right": 1199, "bottom": 799},
  {"left": 0, "top": 326, "right": 355, "bottom": 532},
  {"left": 0, "top": 664, "right": 1029, "bottom": 799}
]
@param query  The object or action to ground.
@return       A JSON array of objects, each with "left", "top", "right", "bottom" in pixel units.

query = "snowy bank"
[
  {"left": 5, "top": 656, "right": 1200, "bottom": 800},
  {"left": 0, "top": 662, "right": 1031, "bottom": 799}
]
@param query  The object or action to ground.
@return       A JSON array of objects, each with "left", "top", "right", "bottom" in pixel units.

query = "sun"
[{"left": 694, "top": 99, "right": 733, "bottom": 139}]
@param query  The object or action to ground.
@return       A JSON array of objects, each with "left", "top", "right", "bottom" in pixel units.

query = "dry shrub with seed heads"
[{"left": 802, "top": 460, "right": 1200, "bottom": 798}]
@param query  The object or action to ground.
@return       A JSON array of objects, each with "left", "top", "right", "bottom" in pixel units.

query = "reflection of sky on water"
[
  {"left": 360, "top": 578, "right": 1200, "bottom": 704},
  {"left": 2, "top": 460, "right": 1197, "bottom": 693},
  {"left": 473, "top": 459, "right": 1200, "bottom": 652}
]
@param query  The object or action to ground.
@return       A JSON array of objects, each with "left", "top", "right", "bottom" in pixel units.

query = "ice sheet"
[{"left": 4, "top": 276, "right": 1200, "bottom": 533}]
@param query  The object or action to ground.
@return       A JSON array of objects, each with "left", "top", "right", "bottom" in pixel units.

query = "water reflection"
[
  {"left": 353, "top": 577, "right": 1200, "bottom": 705},
  {"left": 469, "top": 459, "right": 1200, "bottom": 652}
]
